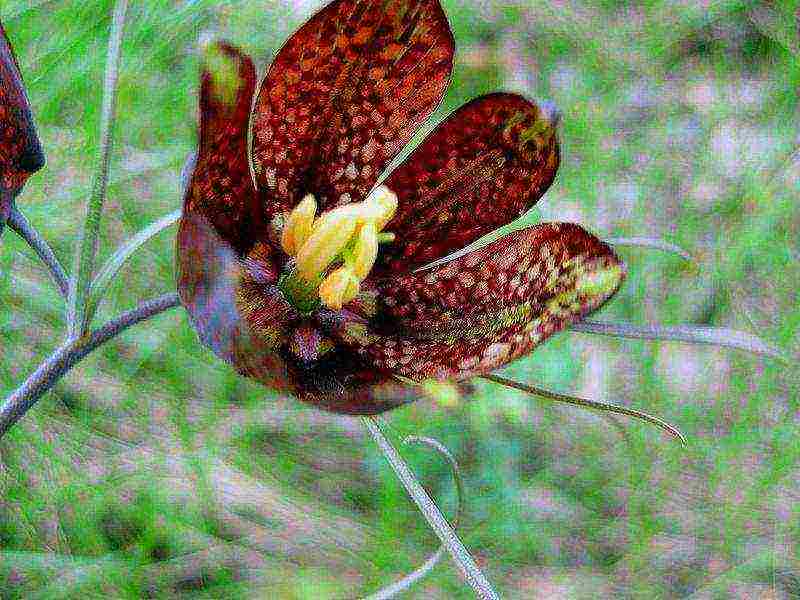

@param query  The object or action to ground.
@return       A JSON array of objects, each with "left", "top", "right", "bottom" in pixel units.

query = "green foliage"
[{"left": 1, "top": 0, "right": 798, "bottom": 597}]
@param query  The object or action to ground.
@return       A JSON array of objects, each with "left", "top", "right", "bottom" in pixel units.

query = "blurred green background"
[{"left": 1, "top": 0, "right": 799, "bottom": 597}]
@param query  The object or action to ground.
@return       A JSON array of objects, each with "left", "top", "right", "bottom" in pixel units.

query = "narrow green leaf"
[
  {"left": 484, "top": 374, "right": 687, "bottom": 444},
  {"left": 605, "top": 236, "right": 694, "bottom": 264},
  {"left": 67, "top": 0, "right": 129, "bottom": 337},
  {"left": 571, "top": 319, "right": 787, "bottom": 361}
]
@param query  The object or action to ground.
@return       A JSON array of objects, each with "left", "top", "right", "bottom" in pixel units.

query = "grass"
[{"left": 1, "top": 0, "right": 799, "bottom": 597}]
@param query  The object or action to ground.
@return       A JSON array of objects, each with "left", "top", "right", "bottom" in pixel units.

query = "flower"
[
  {"left": 177, "top": 0, "right": 625, "bottom": 414},
  {"left": 0, "top": 19, "right": 45, "bottom": 232}
]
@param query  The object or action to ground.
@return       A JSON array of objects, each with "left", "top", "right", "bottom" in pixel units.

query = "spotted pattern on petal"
[
  {"left": 251, "top": 0, "right": 454, "bottom": 218},
  {"left": 324, "top": 223, "right": 624, "bottom": 380},
  {"left": 375, "top": 93, "right": 560, "bottom": 275}
]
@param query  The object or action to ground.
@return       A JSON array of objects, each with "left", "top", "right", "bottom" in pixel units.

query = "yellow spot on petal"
[
  {"left": 422, "top": 379, "right": 462, "bottom": 408},
  {"left": 575, "top": 264, "right": 623, "bottom": 298},
  {"left": 201, "top": 39, "right": 243, "bottom": 108}
]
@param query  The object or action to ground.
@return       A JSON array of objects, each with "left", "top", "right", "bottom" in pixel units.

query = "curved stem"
[
  {"left": 86, "top": 209, "right": 181, "bottom": 324},
  {"left": 6, "top": 206, "right": 69, "bottom": 297},
  {"left": 0, "top": 293, "right": 180, "bottom": 438},
  {"left": 483, "top": 374, "right": 686, "bottom": 444},
  {"left": 362, "top": 416, "right": 500, "bottom": 600},
  {"left": 363, "top": 434, "right": 465, "bottom": 600},
  {"left": 67, "top": 0, "right": 129, "bottom": 337}
]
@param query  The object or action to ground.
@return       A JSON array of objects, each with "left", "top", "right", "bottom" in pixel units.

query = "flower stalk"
[
  {"left": 362, "top": 416, "right": 500, "bottom": 600},
  {"left": 67, "top": 0, "right": 129, "bottom": 337},
  {"left": 0, "top": 293, "right": 180, "bottom": 438},
  {"left": 6, "top": 205, "right": 69, "bottom": 297}
]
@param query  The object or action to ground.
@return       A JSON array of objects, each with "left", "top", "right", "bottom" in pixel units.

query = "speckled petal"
[
  {"left": 179, "top": 42, "right": 295, "bottom": 387},
  {"left": 0, "top": 20, "right": 44, "bottom": 224},
  {"left": 183, "top": 42, "right": 262, "bottom": 253},
  {"left": 250, "top": 0, "right": 454, "bottom": 218},
  {"left": 322, "top": 223, "right": 624, "bottom": 381},
  {"left": 179, "top": 36, "right": 420, "bottom": 415},
  {"left": 375, "top": 93, "right": 560, "bottom": 274}
]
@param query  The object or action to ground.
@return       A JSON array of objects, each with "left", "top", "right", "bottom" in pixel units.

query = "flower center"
[{"left": 279, "top": 186, "right": 398, "bottom": 311}]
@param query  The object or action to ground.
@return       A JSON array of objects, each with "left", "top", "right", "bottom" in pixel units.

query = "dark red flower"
[
  {"left": 177, "top": 0, "right": 625, "bottom": 414},
  {"left": 0, "top": 19, "right": 44, "bottom": 232}
]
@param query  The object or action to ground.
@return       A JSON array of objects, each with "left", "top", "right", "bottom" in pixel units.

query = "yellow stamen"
[
  {"left": 281, "top": 185, "right": 398, "bottom": 310},
  {"left": 318, "top": 266, "right": 360, "bottom": 310},
  {"left": 362, "top": 185, "right": 398, "bottom": 230},
  {"left": 295, "top": 210, "right": 358, "bottom": 281},
  {"left": 281, "top": 194, "right": 317, "bottom": 256},
  {"left": 351, "top": 222, "right": 378, "bottom": 279}
]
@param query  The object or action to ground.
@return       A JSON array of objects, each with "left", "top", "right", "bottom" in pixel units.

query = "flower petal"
[
  {"left": 177, "top": 208, "right": 294, "bottom": 391},
  {"left": 322, "top": 223, "right": 624, "bottom": 380},
  {"left": 375, "top": 93, "right": 560, "bottom": 275},
  {"left": 0, "top": 20, "right": 45, "bottom": 222},
  {"left": 184, "top": 41, "right": 261, "bottom": 253},
  {"left": 250, "top": 0, "right": 454, "bottom": 217},
  {"left": 178, "top": 207, "right": 410, "bottom": 414}
]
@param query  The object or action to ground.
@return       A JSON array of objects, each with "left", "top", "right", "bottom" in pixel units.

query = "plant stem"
[
  {"left": 67, "top": 0, "right": 129, "bottom": 337},
  {"left": 0, "top": 293, "right": 180, "bottom": 438},
  {"left": 86, "top": 208, "right": 181, "bottom": 325},
  {"left": 6, "top": 206, "right": 69, "bottom": 297},
  {"left": 361, "top": 416, "right": 500, "bottom": 600},
  {"left": 363, "top": 434, "right": 465, "bottom": 600}
]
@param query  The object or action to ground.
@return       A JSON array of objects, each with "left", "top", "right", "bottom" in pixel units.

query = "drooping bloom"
[
  {"left": 0, "top": 20, "right": 44, "bottom": 233},
  {"left": 177, "top": 0, "right": 625, "bottom": 414}
]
